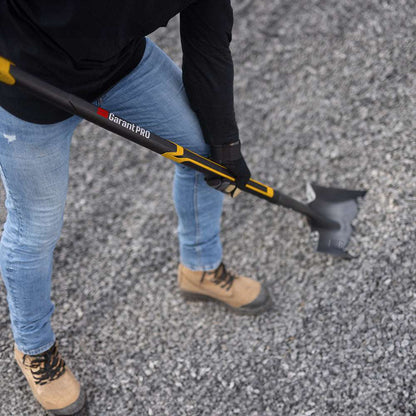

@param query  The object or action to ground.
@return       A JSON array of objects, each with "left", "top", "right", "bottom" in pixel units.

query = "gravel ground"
[{"left": 1, "top": 1, "right": 415, "bottom": 415}]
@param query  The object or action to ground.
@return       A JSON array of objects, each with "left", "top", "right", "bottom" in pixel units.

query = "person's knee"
[
  {"left": 5, "top": 205, "right": 65, "bottom": 255},
  {"left": 26, "top": 211, "right": 64, "bottom": 253},
  {"left": 174, "top": 162, "right": 207, "bottom": 180}
]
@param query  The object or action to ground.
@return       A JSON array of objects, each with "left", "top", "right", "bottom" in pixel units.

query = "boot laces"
[
  {"left": 23, "top": 342, "right": 66, "bottom": 386},
  {"left": 201, "top": 263, "right": 236, "bottom": 291}
]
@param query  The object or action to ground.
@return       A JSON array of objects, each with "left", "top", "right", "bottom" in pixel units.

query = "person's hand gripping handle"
[{"left": 206, "top": 140, "right": 251, "bottom": 198}]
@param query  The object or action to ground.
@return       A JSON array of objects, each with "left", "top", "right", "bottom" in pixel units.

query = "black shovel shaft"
[{"left": 0, "top": 57, "right": 338, "bottom": 229}]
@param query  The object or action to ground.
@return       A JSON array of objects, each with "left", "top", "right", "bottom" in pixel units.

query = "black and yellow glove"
[{"left": 206, "top": 140, "right": 251, "bottom": 196}]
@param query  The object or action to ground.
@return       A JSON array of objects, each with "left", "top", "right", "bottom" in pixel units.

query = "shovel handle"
[
  {"left": 0, "top": 56, "right": 338, "bottom": 228},
  {"left": 0, "top": 56, "right": 16, "bottom": 85}
]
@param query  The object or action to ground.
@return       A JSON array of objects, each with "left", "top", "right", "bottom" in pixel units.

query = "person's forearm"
[{"left": 180, "top": 0, "right": 239, "bottom": 146}]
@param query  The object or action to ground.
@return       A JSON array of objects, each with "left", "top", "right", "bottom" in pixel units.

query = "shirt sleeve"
[{"left": 180, "top": 0, "right": 239, "bottom": 146}]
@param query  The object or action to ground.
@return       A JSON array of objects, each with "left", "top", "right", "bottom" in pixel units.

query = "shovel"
[{"left": 0, "top": 57, "right": 366, "bottom": 258}]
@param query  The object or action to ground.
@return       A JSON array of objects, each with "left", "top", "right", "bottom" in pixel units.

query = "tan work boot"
[
  {"left": 14, "top": 342, "right": 86, "bottom": 415},
  {"left": 178, "top": 262, "right": 272, "bottom": 315}
]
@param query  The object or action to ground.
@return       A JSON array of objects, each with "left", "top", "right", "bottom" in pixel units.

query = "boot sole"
[{"left": 180, "top": 290, "right": 273, "bottom": 316}]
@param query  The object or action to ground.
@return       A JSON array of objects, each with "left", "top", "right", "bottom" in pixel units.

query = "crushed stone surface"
[{"left": 0, "top": 1, "right": 415, "bottom": 415}]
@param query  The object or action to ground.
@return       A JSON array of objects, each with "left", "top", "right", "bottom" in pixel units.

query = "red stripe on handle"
[{"left": 97, "top": 107, "right": 109, "bottom": 118}]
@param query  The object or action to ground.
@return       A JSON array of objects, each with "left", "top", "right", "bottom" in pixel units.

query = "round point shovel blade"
[{"left": 306, "top": 183, "right": 367, "bottom": 259}]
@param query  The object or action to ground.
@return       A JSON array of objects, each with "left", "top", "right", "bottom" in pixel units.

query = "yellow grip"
[{"left": 0, "top": 56, "right": 15, "bottom": 85}]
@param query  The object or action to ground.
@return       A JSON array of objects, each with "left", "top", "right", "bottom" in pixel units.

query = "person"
[{"left": 0, "top": 1, "right": 272, "bottom": 414}]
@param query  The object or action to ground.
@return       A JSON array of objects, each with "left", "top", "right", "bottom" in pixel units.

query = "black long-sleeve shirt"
[{"left": 0, "top": 0, "right": 239, "bottom": 145}]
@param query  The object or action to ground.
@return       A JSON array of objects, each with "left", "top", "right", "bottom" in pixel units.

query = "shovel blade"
[{"left": 306, "top": 183, "right": 367, "bottom": 259}]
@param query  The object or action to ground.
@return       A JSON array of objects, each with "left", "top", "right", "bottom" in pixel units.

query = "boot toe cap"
[
  {"left": 48, "top": 387, "right": 87, "bottom": 415},
  {"left": 238, "top": 285, "right": 272, "bottom": 315}
]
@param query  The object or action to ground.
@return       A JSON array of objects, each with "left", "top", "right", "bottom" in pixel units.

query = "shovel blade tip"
[{"left": 307, "top": 183, "right": 367, "bottom": 259}]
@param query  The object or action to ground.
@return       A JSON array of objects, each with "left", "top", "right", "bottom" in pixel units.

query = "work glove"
[{"left": 206, "top": 140, "right": 251, "bottom": 197}]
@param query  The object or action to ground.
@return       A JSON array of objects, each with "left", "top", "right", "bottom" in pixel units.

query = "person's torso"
[
  {"left": 3, "top": 0, "right": 193, "bottom": 68},
  {"left": 0, "top": 0, "right": 194, "bottom": 122}
]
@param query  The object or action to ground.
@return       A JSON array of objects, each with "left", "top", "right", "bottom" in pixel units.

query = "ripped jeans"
[{"left": 0, "top": 38, "right": 224, "bottom": 355}]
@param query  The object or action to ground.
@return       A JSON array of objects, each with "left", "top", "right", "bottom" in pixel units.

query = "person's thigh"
[{"left": 100, "top": 38, "right": 209, "bottom": 156}]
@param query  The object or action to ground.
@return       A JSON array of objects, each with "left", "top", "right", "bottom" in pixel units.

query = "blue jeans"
[{"left": 0, "top": 38, "right": 224, "bottom": 355}]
